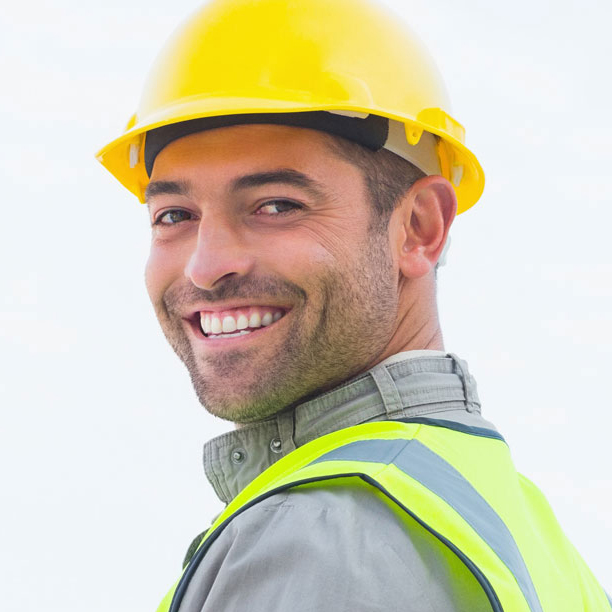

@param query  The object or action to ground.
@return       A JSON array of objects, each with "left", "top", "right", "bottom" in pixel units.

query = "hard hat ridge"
[{"left": 96, "top": 0, "right": 484, "bottom": 212}]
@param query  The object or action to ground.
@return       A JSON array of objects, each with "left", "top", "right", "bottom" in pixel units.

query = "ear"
[{"left": 393, "top": 175, "right": 457, "bottom": 279}]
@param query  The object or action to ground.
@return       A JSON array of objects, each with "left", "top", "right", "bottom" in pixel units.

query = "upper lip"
[{"left": 182, "top": 301, "right": 292, "bottom": 320}]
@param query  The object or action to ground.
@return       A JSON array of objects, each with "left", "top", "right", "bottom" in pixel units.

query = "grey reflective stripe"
[
  {"left": 606, "top": 591, "right": 612, "bottom": 609},
  {"left": 312, "top": 438, "right": 544, "bottom": 612}
]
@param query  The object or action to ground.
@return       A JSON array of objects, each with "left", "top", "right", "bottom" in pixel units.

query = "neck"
[{"left": 363, "top": 274, "right": 444, "bottom": 372}]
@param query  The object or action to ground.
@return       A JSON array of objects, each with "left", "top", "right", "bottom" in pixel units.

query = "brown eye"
[
  {"left": 155, "top": 209, "right": 193, "bottom": 225},
  {"left": 256, "top": 200, "right": 302, "bottom": 215}
]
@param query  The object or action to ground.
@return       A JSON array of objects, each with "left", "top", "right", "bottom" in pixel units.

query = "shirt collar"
[{"left": 202, "top": 351, "right": 491, "bottom": 504}]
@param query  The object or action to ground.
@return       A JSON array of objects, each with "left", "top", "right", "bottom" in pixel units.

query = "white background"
[{"left": 1, "top": 0, "right": 610, "bottom": 610}]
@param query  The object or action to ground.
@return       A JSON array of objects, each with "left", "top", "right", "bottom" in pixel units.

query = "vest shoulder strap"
[{"left": 162, "top": 422, "right": 611, "bottom": 612}]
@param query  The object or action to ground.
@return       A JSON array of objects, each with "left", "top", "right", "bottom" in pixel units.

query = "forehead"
[{"left": 149, "top": 124, "right": 340, "bottom": 180}]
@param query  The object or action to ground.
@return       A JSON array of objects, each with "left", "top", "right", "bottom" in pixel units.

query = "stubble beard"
[{"left": 156, "top": 232, "right": 398, "bottom": 424}]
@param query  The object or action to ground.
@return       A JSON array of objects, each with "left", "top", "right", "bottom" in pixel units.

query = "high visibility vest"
[{"left": 157, "top": 420, "right": 612, "bottom": 612}]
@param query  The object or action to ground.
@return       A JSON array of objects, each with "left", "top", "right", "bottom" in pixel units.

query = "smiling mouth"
[{"left": 195, "top": 306, "right": 288, "bottom": 339}]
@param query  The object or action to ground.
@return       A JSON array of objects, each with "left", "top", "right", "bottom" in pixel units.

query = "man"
[{"left": 97, "top": 0, "right": 611, "bottom": 610}]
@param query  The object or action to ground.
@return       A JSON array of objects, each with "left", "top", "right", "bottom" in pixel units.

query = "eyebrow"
[
  {"left": 144, "top": 179, "right": 191, "bottom": 203},
  {"left": 145, "top": 169, "right": 329, "bottom": 204},
  {"left": 229, "top": 169, "right": 329, "bottom": 199}
]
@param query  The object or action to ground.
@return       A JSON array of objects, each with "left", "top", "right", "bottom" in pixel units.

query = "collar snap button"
[
  {"left": 270, "top": 438, "right": 283, "bottom": 454},
  {"left": 231, "top": 448, "right": 246, "bottom": 464}
]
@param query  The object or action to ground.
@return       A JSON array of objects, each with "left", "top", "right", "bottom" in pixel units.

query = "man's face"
[{"left": 145, "top": 124, "right": 400, "bottom": 423}]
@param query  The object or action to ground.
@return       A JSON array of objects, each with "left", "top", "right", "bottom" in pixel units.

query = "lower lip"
[{"left": 190, "top": 314, "right": 288, "bottom": 347}]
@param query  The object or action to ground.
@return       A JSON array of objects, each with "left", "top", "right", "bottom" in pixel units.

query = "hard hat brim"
[{"left": 96, "top": 98, "right": 484, "bottom": 214}]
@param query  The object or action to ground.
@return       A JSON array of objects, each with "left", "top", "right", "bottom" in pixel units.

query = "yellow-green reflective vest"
[{"left": 157, "top": 420, "right": 611, "bottom": 612}]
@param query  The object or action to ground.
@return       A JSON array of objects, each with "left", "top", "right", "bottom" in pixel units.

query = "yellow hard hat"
[{"left": 96, "top": 0, "right": 484, "bottom": 213}]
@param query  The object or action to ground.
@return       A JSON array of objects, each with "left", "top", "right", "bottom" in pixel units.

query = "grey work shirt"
[{"left": 178, "top": 352, "right": 496, "bottom": 611}]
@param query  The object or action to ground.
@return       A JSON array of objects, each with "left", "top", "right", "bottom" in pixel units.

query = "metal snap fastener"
[
  {"left": 270, "top": 438, "right": 283, "bottom": 454},
  {"left": 231, "top": 448, "right": 246, "bottom": 464}
]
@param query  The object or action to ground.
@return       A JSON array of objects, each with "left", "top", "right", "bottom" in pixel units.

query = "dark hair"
[{"left": 325, "top": 135, "right": 426, "bottom": 231}]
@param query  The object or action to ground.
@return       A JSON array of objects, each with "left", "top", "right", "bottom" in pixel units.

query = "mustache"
[{"left": 163, "top": 275, "right": 307, "bottom": 314}]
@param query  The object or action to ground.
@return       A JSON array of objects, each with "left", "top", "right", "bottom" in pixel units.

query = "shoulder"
[{"left": 179, "top": 479, "right": 492, "bottom": 611}]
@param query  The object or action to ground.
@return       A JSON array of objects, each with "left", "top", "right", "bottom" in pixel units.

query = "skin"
[{"left": 145, "top": 124, "right": 456, "bottom": 424}]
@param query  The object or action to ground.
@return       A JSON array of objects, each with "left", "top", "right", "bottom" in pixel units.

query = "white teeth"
[
  {"left": 211, "top": 316, "right": 222, "bottom": 334},
  {"left": 201, "top": 309, "right": 285, "bottom": 337},
  {"left": 200, "top": 313, "right": 212, "bottom": 335},
  {"left": 209, "top": 329, "right": 252, "bottom": 339},
  {"left": 222, "top": 316, "right": 237, "bottom": 333}
]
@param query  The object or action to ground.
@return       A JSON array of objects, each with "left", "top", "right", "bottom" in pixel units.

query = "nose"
[{"left": 185, "top": 216, "right": 256, "bottom": 290}]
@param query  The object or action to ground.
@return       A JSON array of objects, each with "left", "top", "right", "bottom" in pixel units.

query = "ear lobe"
[{"left": 396, "top": 176, "right": 457, "bottom": 279}]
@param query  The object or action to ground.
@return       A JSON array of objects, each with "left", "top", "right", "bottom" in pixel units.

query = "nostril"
[{"left": 184, "top": 228, "right": 256, "bottom": 290}]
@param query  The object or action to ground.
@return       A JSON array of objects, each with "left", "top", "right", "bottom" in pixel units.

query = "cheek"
[
  {"left": 257, "top": 229, "right": 340, "bottom": 279},
  {"left": 144, "top": 243, "right": 183, "bottom": 306}
]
